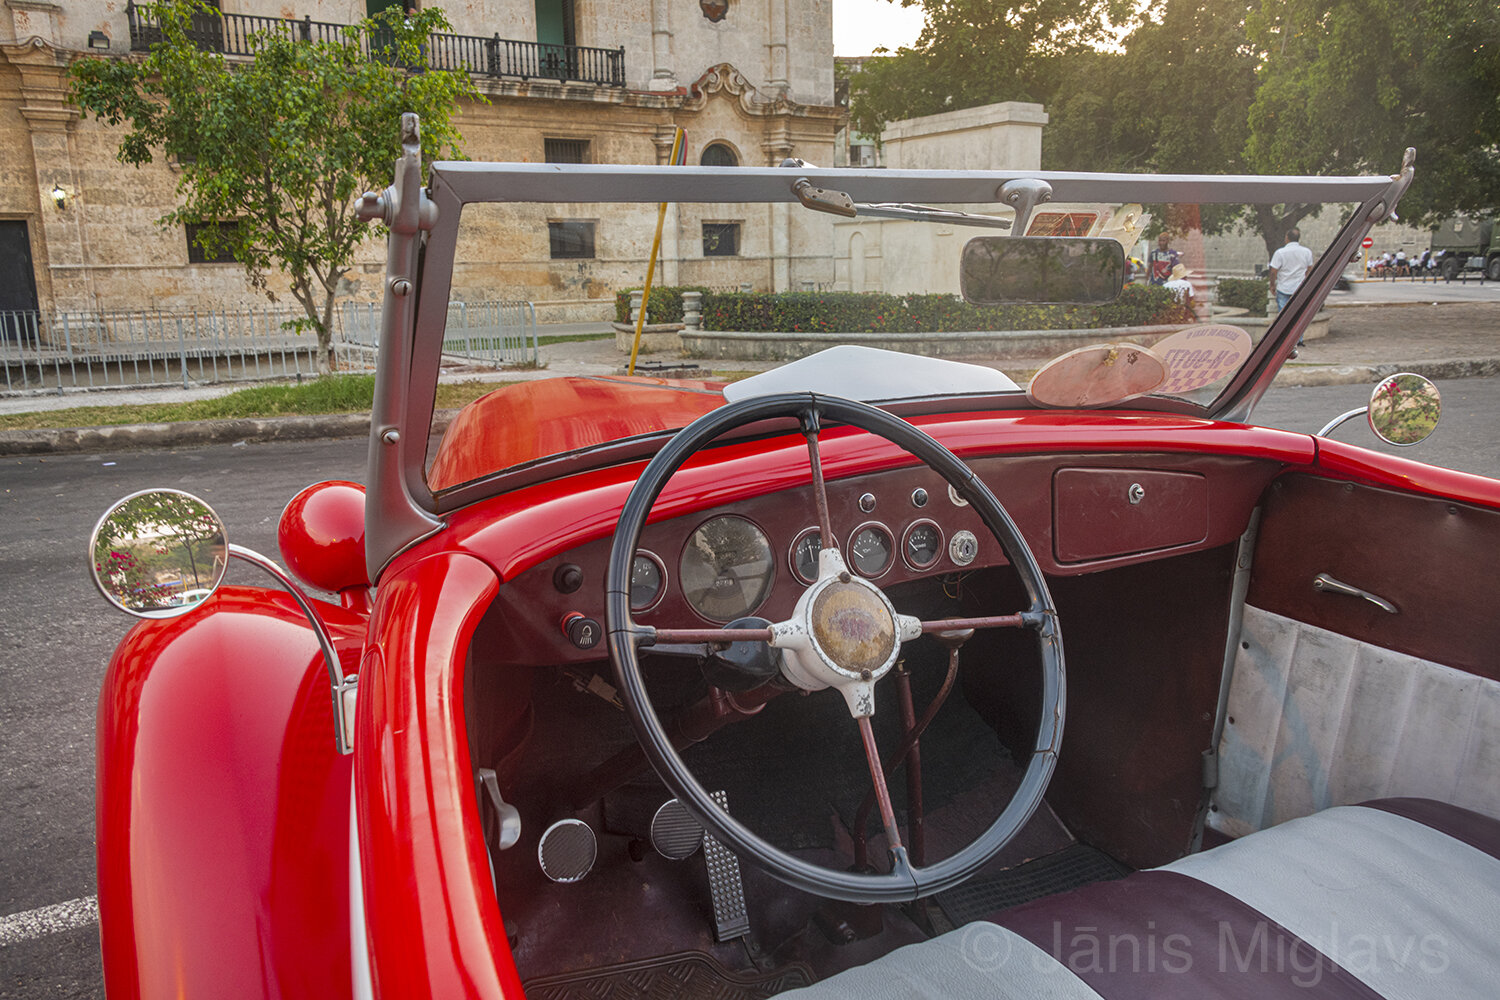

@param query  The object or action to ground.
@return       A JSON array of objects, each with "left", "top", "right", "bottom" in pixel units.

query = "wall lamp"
[
  {"left": 51, "top": 184, "right": 67, "bottom": 210},
  {"left": 87, "top": 30, "right": 110, "bottom": 50}
]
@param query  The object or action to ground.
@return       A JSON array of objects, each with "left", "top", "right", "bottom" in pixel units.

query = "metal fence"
[
  {"left": 337, "top": 300, "right": 539, "bottom": 369},
  {"left": 0, "top": 300, "right": 537, "bottom": 392}
]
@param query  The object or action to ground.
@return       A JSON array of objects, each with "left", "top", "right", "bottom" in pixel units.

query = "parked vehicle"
[
  {"left": 90, "top": 130, "right": 1500, "bottom": 999},
  {"left": 1429, "top": 214, "right": 1500, "bottom": 280}
]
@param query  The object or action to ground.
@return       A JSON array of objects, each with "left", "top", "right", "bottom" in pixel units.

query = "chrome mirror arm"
[
  {"left": 229, "top": 543, "right": 356, "bottom": 755},
  {"left": 1317, "top": 406, "right": 1369, "bottom": 437}
]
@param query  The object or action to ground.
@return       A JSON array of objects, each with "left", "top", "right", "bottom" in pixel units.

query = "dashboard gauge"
[
  {"left": 949, "top": 529, "right": 979, "bottom": 567},
  {"left": 630, "top": 551, "right": 666, "bottom": 612},
  {"left": 848, "top": 523, "right": 895, "bottom": 578},
  {"left": 679, "top": 516, "right": 775, "bottom": 623},
  {"left": 902, "top": 520, "right": 943, "bottom": 570},
  {"left": 791, "top": 528, "right": 823, "bottom": 584}
]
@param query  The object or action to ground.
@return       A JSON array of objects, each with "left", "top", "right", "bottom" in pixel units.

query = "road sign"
[{"left": 1362, "top": 237, "right": 1374, "bottom": 248}]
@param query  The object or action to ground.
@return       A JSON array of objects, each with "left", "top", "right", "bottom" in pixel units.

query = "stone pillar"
[
  {"left": 767, "top": 0, "right": 788, "bottom": 93},
  {"left": 648, "top": 0, "right": 676, "bottom": 91},
  {"left": 681, "top": 291, "right": 702, "bottom": 331},
  {"left": 629, "top": 289, "right": 647, "bottom": 325},
  {"left": 5, "top": 37, "right": 80, "bottom": 313}
]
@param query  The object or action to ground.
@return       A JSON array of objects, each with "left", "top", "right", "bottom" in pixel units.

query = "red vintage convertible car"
[{"left": 90, "top": 123, "right": 1500, "bottom": 998}]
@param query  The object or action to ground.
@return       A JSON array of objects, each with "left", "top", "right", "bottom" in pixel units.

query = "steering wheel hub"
[{"left": 811, "top": 580, "right": 896, "bottom": 674}]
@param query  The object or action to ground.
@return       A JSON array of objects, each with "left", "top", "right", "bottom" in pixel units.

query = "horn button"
[
  {"left": 811, "top": 580, "right": 896, "bottom": 674},
  {"left": 769, "top": 552, "right": 921, "bottom": 718}
]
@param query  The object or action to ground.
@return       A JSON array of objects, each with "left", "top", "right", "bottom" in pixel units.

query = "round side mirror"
[
  {"left": 89, "top": 489, "right": 229, "bottom": 618},
  {"left": 1368, "top": 372, "right": 1441, "bottom": 446}
]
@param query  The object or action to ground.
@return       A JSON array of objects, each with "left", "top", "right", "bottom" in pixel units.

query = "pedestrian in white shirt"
[{"left": 1268, "top": 229, "right": 1316, "bottom": 311}]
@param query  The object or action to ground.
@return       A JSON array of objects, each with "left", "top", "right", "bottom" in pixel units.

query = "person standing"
[
  {"left": 1268, "top": 228, "right": 1316, "bottom": 310},
  {"left": 1147, "top": 233, "right": 1180, "bottom": 286}
]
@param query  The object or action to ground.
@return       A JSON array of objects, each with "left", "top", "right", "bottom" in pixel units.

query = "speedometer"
[{"left": 679, "top": 516, "right": 775, "bottom": 622}]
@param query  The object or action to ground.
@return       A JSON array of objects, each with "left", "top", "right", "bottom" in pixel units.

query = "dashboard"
[{"left": 476, "top": 451, "right": 1284, "bottom": 669}]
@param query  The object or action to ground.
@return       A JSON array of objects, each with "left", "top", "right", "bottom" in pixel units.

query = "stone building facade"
[{"left": 0, "top": 0, "right": 842, "bottom": 322}]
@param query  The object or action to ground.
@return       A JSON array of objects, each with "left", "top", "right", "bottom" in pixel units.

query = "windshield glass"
[{"left": 418, "top": 169, "right": 1379, "bottom": 497}]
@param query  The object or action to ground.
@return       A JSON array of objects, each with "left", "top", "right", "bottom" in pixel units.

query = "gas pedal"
[{"left": 703, "top": 790, "right": 751, "bottom": 942}]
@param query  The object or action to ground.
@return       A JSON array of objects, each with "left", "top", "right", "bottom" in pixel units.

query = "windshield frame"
[{"left": 362, "top": 138, "right": 1412, "bottom": 577}]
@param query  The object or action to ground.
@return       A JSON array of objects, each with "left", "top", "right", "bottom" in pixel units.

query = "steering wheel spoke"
[{"left": 857, "top": 715, "right": 904, "bottom": 852}]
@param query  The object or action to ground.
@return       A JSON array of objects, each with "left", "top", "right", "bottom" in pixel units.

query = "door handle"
[{"left": 1313, "top": 573, "right": 1398, "bottom": 614}]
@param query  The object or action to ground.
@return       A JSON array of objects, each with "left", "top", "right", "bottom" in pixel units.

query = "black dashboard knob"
[
  {"left": 554, "top": 563, "right": 584, "bottom": 594},
  {"left": 561, "top": 612, "right": 602, "bottom": 650}
]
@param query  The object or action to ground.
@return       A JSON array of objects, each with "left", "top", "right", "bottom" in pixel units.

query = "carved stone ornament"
[{"left": 700, "top": 0, "right": 728, "bottom": 23}]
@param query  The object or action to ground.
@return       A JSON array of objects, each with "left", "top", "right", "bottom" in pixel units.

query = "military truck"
[{"left": 1429, "top": 215, "right": 1500, "bottom": 281}]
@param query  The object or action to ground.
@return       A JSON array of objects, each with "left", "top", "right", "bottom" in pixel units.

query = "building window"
[
  {"left": 549, "top": 220, "right": 596, "bottom": 259},
  {"left": 702, "top": 222, "right": 739, "bottom": 257},
  {"left": 185, "top": 221, "right": 240, "bottom": 264},
  {"left": 545, "top": 138, "right": 589, "bottom": 164},
  {"left": 700, "top": 142, "right": 738, "bottom": 167}
]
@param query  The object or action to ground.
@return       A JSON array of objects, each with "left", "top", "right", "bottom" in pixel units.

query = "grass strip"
[{"left": 0, "top": 376, "right": 510, "bottom": 431}]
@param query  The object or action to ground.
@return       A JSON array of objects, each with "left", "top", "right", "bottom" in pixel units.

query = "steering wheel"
[{"left": 605, "top": 392, "right": 1064, "bottom": 904}]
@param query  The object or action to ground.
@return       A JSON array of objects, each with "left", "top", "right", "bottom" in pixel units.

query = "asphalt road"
[{"left": 1, "top": 381, "right": 1496, "bottom": 998}]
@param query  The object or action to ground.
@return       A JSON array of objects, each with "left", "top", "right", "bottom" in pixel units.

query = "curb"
[
  {"left": 1272, "top": 356, "right": 1500, "bottom": 387},
  {"left": 3, "top": 361, "right": 1496, "bottom": 456},
  {"left": 0, "top": 410, "right": 459, "bottom": 457}
]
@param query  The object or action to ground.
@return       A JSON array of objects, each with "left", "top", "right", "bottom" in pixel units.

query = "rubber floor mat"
[
  {"left": 935, "top": 843, "right": 1132, "bottom": 926},
  {"left": 523, "top": 952, "right": 815, "bottom": 1000}
]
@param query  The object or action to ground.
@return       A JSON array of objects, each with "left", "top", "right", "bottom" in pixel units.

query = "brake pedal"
[{"left": 703, "top": 790, "right": 751, "bottom": 941}]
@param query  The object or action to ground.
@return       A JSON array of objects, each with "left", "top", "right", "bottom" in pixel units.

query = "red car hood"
[{"left": 428, "top": 375, "right": 727, "bottom": 491}]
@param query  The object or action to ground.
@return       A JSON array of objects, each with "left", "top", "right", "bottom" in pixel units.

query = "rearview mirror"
[
  {"left": 961, "top": 236, "right": 1125, "bottom": 305},
  {"left": 89, "top": 489, "right": 228, "bottom": 618}
]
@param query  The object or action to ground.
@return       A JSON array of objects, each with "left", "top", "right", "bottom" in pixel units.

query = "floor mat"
[
  {"left": 934, "top": 843, "right": 1132, "bottom": 926},
  {"left": 523, "top": 952, "right": 815, "bottom": 1000}
]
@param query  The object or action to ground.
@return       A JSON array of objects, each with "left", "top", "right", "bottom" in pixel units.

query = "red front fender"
[
  {"left": 96, "top": 589, "right": 364, "bottom": 999},
  {"left": 354, "top": 551, "right": 523, "bottom": 998}
]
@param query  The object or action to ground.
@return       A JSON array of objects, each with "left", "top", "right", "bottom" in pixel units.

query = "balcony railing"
[{"left": 124, "top": 3, "right": 626, "bottom": 88}]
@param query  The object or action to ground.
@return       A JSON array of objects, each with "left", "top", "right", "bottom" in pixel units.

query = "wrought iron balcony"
[{"left": 123, "top": 3, "right": 626, "bottom": 88}]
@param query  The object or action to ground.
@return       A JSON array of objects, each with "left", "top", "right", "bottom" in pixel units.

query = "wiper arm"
[{"left": 852, "top": 203, "right": 1012, "bottom": 229}]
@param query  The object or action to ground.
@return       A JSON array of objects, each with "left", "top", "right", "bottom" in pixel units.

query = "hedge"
[
  {"left": 695, "top": 284, "right": 1193, "bottom": 333},
  {"left": 612, "top": 285, "right": 1193, "bottom": 333},
  {"left": 1215, "top": 277, "right": 1269, "bottom": 317}
]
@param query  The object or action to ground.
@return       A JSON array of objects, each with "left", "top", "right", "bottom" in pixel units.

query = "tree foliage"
[
  {"left": 1246, "top": 0, "right": 1500, "bottom": 223},
  {"left": 846, "top": 0, "right": 1138, "bottom": 141},
  {"left": 69, "top": 1, "right": 481, "bottom": 373},
  {"left": 848, "top": 0, "right": 1499, "bottom": 242}
]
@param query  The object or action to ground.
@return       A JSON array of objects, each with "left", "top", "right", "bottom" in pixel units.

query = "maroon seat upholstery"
[{"left": 780, "top": 799, "right": 1500, "bottom": 999}]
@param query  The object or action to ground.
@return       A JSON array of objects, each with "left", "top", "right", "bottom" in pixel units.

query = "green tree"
[
  {"left": 1246, "top": 0, "right": 1500, "bottom": 225},
  {"left": 1043, "top": 2, "right": 1258, "bottom": 176},
  {"left": 69, "top": 1, "right": 480, "bottom": 374},
  {"left": 846, "top": 0, "right": 1138, "bottom": 143}
]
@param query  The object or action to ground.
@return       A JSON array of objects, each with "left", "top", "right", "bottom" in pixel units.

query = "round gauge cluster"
[
  {"left": 630, "top": 551, "right": 666, "bottom": 612},
  {"left": 791, "top": 528, "right": 823, "bottom": 584},
  {"left": 902, "top": 520, "right": 943, "bottom": 570},
  {"left": 848, "top": 523, "right": 894, "bottom": 578},
  {"left": 679, "top": 515, "right": 776, "bottom": 623}
]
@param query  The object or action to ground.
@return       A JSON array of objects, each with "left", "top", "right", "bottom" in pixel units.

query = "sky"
[{"left": 832, "top": 0, "right": 926, "bottom": 56}]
